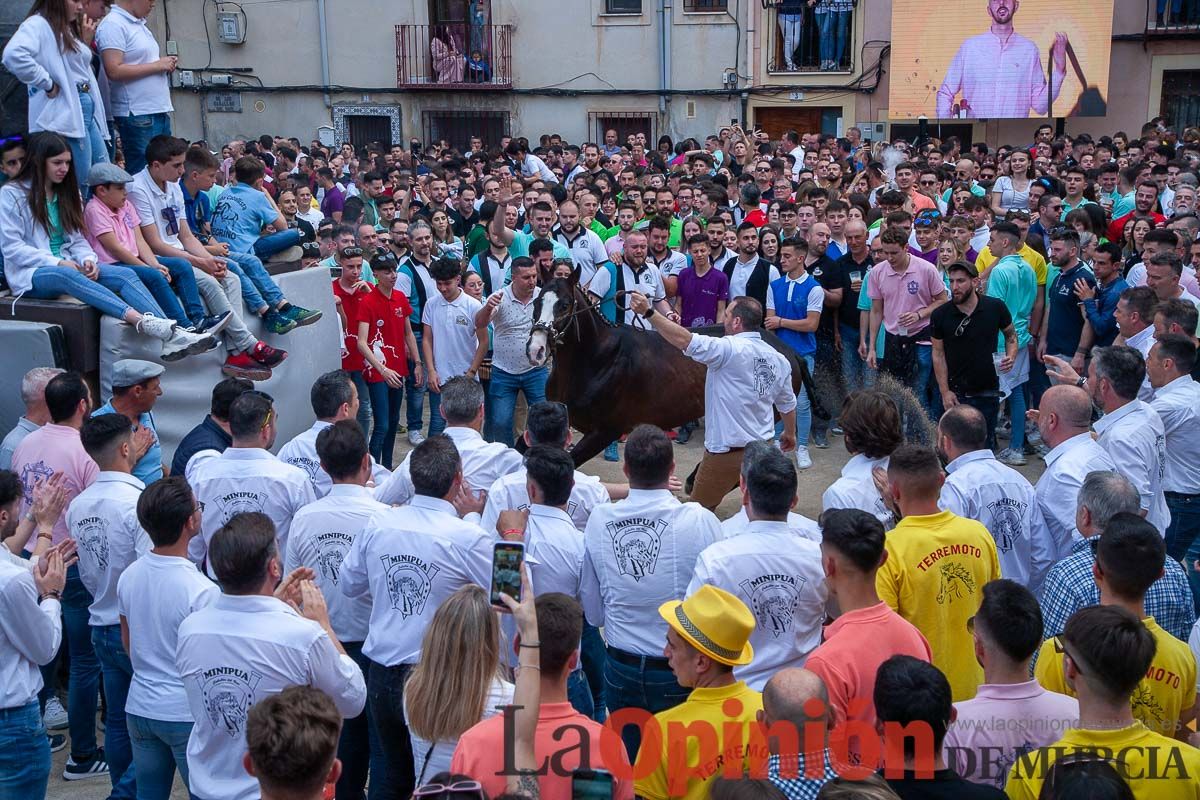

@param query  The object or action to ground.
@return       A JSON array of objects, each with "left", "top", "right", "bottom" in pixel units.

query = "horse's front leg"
[{"left": 569, "top": 429, "right": 619, "bottom": 469}]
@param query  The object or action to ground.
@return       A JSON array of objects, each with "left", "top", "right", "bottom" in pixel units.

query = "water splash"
[{"left": 810, "top": 363, "right": 936, "bottom": 447}]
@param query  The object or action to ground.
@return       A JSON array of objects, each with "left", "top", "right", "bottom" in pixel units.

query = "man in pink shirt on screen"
[{"left": 936, "top": 0, "right": 1069, "bottom": 119}]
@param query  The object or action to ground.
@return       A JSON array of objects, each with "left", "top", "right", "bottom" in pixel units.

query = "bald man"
[
  {"left": 759, "top": 669, "right": 839, "bottom": 795},
  {"left": 1031, "top": 385, "right": 1118, "bottom": 553}
]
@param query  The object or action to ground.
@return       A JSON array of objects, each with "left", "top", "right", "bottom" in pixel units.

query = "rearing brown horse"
[{"left": 526, "top": 274, "right": 819, "bottom": 467}]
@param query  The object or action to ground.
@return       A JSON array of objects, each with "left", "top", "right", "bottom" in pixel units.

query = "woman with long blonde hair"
[{"left": 404, "top": 585, "right": 514, "bottom": 785}]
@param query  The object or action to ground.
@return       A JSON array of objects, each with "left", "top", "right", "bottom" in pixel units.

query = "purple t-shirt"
[
  {"left": 320, "top": 185, "right": 346, "bottom": 218},
  {"left": 676, "top": 266, "right": 730, "bottom": 327}
]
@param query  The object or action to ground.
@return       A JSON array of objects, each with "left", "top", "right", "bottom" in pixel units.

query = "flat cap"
[{"left": 111, "top": 359, "right": 164, "bottom": 388}]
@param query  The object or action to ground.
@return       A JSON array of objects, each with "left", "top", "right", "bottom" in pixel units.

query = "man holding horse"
[
  {"left": 476, "top": 257, "right": 549, "bottom": 447},
  {"left": 627, "top": 292, "right": 797, "bottom": 511}
]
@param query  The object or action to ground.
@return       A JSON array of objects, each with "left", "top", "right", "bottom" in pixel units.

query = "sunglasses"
[
  {"left": 919, "top": 179, "right": 939, "bottom": 186},
  {"left": 413, "top": 782, "right": 484, "bottom": 798},
  {"left": 161, "top": 206, "right": 180, "bottom": 236},
  {"left": 914, "top": 217, "right": 940, "bottom": 228},
  {"left": 340, "top": 247, "right": 364, "bottom": 257},
  {"left": 1052, "top": 635, "right": 1085, "bottom": 674}
]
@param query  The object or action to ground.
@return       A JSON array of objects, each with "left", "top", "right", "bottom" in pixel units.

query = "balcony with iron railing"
[
  {"left": 395, "top": 23, "right": 512, "bottom": 89},
  {"left": 764, "top": 4, "right": 855, "bottom": 75}
]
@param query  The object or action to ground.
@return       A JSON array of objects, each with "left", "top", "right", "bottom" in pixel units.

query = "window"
[
  {"left": 588, "top": 112, "right": 656, "bottom": 148},
  {"left": 605, "top": 0, "right": 641, "bottom": 12},
  {"left": 1161, "top": 70, "right": 1200, "bottom": 130},
  {"left": 683, "top": 0, "right": 727, "bottom": 10},
  {"left": 346, "top": 115, "right": 395, "bottom": 150},
  {"left": 423, "top": 110, "right": 510, "bottom": 151}
]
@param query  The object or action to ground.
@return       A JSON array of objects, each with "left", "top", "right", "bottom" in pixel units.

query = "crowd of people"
[{"left": 5, "top": 2, "right": 1200, "bottom": 800}]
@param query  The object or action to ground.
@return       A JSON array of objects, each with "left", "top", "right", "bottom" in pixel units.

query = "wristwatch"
[{"left": 642, "top": 307, "right": 656, "bottom": 320}]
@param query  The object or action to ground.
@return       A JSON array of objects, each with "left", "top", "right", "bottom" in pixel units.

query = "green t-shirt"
[
  {"left": 985, "top": 254, "right": 1037, "bottom": 350},
  {"left": 47, "top": 196, "right": 64, "bottom": 259},
  {"left": 856, "top": 271, "right": 886, "bottom": 358}
]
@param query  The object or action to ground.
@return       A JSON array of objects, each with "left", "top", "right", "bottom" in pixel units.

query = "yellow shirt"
[
  {"left": 634, "top": 681, "right": 766, "bottom": 800},
  {"left": 1005, "top": 722, "right": 1200, "bottom": 800},
  {"left": 977, "top": 243, "right": 1048, "bottom": 286},
  {"left": 875, "top": 510, "right": 1001, "bottom": 702},
  {"left": 1035, "top": 617, "right": 1197, "bottom": 737}
]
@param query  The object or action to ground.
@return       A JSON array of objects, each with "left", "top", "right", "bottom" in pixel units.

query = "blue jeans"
[
  {"left": 92, "top": 624, "right": 135, "bottom": 799},
  {"left": 341, "top": 643, "right": 385, "bottom": 800},
  {"left": 367, "top": 381, "right": 403, "bottom": 470},
  {"left": 604, "top": 648, "right": 690, "bottom": 762},
  {"left": 27, "top": 264, "right": 166, "bottom": 321},
  {"left": 427, "top": 388, "right": 446, "bottom": 436},
  {"left": 914, "top": 345, "right": 934, "bottom": 420},
  {"left": 122, "top": 264, "right": 190, "bottom": 326},
  {"left": 116, "top": 112, "right": 171, "bottom": 176},
  {"left": 349, "top": 370, "right": 374, "bottom": 439},
  {"left": 224, "top": 251, "right": 284, "bottom": 313},
  {"left": 68, "top": 91, "right": 110, "bottom": 195},
  {"left": 62, "top": 566, "right": 99, "bottom": 760},
  {"left": 1166, "top": 492, "right": 1200, "bottom": 562},
  {"left": 127, "top": 714, "right": 192, "bottom": 800},
  {"left": 252, "top": 229, "right": 301, "bottom": 260},
  {"left": 778, "top": 13, "right": 803, "bottom": 67},
  {"left": 840, "top": 322, "right": 870, "bottom": 393},
  {"left": 406, "top": 346, "right": 427, "bottom": 433},
  {"left": 366, "top": 660, "right": 414, "bottom": 800},
  {"left": 486, "top": 365, "right": 549, "bottom": 446},
  {"left": 156, "top": 255, "right": 206, "bottom": 324},
  {"left": 1007, "top": 382, "right": 1028, "bottom": 452},
  {"left": 581, "top": 624, "right": 607, "bottom": 722},
  {"left": 567, "top": 670, "right": 594, "bottom": 720},
  {"left": 0, "top": 701, "right": 50, "bottom": 800},
  {"left": 795, "top": 353, "right": 815, "bottom": 447},
  {"left": 816, "top": 9, "right": 850, "bottom": 66}
]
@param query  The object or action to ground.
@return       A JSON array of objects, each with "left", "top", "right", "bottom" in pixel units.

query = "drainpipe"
[
  {"left": 657, "top": 0, "right": 669, "bottom": 117},
  {"left": 317, "top": 0, "right": 331, "bottom": 108}
]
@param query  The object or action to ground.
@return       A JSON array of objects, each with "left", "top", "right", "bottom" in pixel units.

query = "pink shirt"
[
  {"left": 451, "top": 702, "right": 634, "bottom": 800},
  {"left": 83, "top": 197, "right": 142, "bottom": 265},
  {"left": 866, "top": 255, "right": 945, "bottom": 337},
  {"left": 943, "top": 680, "right": 1079, "bottom": 789},
  {"left": 10, "top": 423, "right": 99, "bottom": 545},
  {"left": 805, "top": 602, "right": 931, "bottom": 766}
]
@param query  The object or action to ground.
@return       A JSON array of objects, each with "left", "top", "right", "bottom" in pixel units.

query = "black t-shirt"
[
  {"left": 884, "top": 770, "right": 1007, "bottom": 800},
  {"left": 808, "top": 254, "right": 843, "bottom": 338},
  {"left": 449, "top": 207, "right": 478, "bottom": 237},
  {"left": 835, "top": 251, "right": 873, "bottom": 330},
  {"left": 929, "top": 294, "right": 1013, "bottom": 396}
]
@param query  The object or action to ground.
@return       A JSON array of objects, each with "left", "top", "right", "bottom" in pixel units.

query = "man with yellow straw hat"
[{"left": 634, "top": 585, "right": 764, "bottom": 800}]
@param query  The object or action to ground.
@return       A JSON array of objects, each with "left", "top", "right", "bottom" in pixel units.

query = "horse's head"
[{"left": 527, "top": 276, "right": 578, "bottom": 367}]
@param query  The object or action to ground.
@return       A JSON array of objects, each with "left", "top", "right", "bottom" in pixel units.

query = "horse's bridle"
[{"left": 529, "top": 287, "right": 616, "bottom": 350}]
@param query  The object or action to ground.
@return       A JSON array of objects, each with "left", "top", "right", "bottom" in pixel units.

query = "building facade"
[
  {"left": 158, "top": 0, "right": 743, "bottom": 150},
  {"left": 65, "top": 0, "right": 1199, "bottom": 148}
]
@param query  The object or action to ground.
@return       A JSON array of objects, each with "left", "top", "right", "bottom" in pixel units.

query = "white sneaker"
[
  {"left": 134, "top": 312, "right": 175, "bottom": 340},
  {"left": 161, "top": 327, "right": 218, "bottom": 362},
  {"left": 407, "top": 430, "right": 426, "bottom": 447},
  {"left": 795, "top": 446, "right": 812, "bottom": 470},
  {"left": 43, "top": 697, "right": 68, "bottom": 730}
]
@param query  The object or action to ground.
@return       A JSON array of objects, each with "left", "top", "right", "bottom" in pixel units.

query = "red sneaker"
[
  {"left": 222, "top": 352, "right": 272, "bottom": 381},
  {"left": 249, "top": 341, "right": 288, "bottom": 368}
]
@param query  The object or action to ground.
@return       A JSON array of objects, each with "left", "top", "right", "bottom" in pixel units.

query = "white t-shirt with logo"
[{"left": 421, "top": 290, "right": 484, "bottom": 380}]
